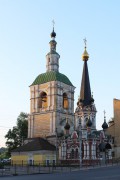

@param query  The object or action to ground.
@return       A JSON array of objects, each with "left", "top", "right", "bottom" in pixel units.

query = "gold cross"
[{"left": 83, "top": 38, "right": 87, "bottom": 47}]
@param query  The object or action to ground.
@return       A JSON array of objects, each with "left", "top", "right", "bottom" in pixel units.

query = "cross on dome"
[
  {"left": 83, "top": 38, "right": 87, "bottom": 48},
  {"left": 104, "top": 110, "right": 106, "bottom": 117},
  {"left": 50, "top": 20, "right": 56, "bottom": 38},
  {"left": 52, "top": 20, "right": 55, "bottom": 28}
]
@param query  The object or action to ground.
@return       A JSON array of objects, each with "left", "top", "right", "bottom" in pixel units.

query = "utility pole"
[{"left": 79, "top": 117, "right": 82, "bottom": 168}]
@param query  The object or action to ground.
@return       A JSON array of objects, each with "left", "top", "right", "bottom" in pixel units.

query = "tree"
[
  {"left": 5, "top": 112, "right": 28, "bottom": 156},
  {"left": 0, "top": 147, "right": 8, "bottom": 159}
]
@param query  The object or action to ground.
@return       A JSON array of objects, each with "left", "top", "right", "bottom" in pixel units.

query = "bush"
[{"left": 0, "top": 163, "right": 4, "bottom": 169}]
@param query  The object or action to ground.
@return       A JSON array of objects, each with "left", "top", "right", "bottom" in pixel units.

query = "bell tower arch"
[{"left": 28, "top": 27, "right": 75, "bottom": 139}]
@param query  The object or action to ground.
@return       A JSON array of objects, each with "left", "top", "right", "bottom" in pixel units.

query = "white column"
[
  {"left": 92, "top": 142, "right": 96, "bottom": 159},
  {"left": 53, "top": 113, "right": 55, "bottom": 134},
  {"left": 50, "top": 113, "right": 54, "bottom": 134},
  {"left": 59, "top": 146, "right": 62, "bottom": 160},
  {"left": 86, "top": 142, "right": 89, "bottom": 159},
  {"left": 94, "top": 143, "right": 96, "bottom": 159},
  {"left": 63, "top": 143, "right": 66, "bottom": 160},
  {"left": 47, "top": 84, "right": 50, "bottom": 108},
  {"left": 83, "top": 142, "right": 86, "bottom": 159},
  {"left": 91, "top": 143, "right": 93, "bottom": 159},
  {"left": 108, "top": 149, "right": 112, "bottom": 159}
]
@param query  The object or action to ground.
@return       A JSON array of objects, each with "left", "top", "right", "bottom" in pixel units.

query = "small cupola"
[
  {"left": 102, "top": 110, "right": 108, "bottom": 130},
  {"left": 50, "top": 27, "right": 56, "bottom": 38}
]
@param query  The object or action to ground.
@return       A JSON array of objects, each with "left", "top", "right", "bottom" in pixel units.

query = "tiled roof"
[
  {"left": 12, "top": 138, "right": 56, "bottom": 152},
  {"left": 31, "top": 71, "right": 73, "bottom": 86}
]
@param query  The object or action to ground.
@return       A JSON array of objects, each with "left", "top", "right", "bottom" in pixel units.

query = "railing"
[{"left": 0, "top": 158, "right": 120, "bottom": 177}]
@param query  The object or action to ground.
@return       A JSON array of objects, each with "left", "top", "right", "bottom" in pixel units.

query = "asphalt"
[{"left": 1, "top": 165, "right": 120, "bottom": 180}]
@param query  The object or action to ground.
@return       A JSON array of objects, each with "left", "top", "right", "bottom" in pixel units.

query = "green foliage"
[
  {"left": 0, "top": 147, "right": 8, "bottom": 160},
  {"left": 5, "top": 112, "right": 28, "bottom": 156},
  {"left": 0, "top": 162, "right": 4, "bottom": 169}
]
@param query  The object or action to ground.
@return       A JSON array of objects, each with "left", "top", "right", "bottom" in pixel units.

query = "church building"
[{"left": 11, "top": 26, "right": 113, "bottom": 165}]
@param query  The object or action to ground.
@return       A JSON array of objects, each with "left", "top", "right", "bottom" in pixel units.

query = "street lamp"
[{"left": 79, "top": 117, "right": 82, "bottom": 168}]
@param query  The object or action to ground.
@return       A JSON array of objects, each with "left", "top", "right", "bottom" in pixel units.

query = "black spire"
[
  {"left": 78, "top": 39, "right": 94, "bottom": 107},
  {"left": 80, "top": 60, "right": 92, "bottom": 106}
]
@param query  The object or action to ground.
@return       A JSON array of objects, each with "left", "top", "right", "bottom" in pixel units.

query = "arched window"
[
  {"left": 38, "top": 92, "right": 47, "bottom": 108},
  {"left": 63, "top": 93, "right": 69, "bottom": 109},
  {"left": 71, "top": 149, "right": 74, "bottom": 159},
  {"left": 75, "top": 148, "right": 79, "bottom": 159}
]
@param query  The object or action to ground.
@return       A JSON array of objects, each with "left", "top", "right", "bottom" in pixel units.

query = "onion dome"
[
  {"left": 82, "top": 47, "right": 89, "bottom": 61},
  {"left": 64, "top": 120, "right": 70, "bottom": 130},
  {"left": 102, "top": 110, "right": 108, "bottom": 130},
  {"left": 102, "top": 121, "right": 108, "bottom": 130},
  {"left": 50, "top": 28, "right": 56, "bottom": 38},
  {"left": 86, "top": 117, "right": 92, "bottom": 127},
  {"left": 82, "top": 39, "right": 89, "bottom": 61}
]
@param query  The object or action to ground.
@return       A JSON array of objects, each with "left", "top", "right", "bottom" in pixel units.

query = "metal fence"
[{"left": 0, "top": 158, "right": 120, "bottom": 177}]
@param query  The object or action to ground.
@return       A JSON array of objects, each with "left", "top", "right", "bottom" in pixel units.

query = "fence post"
[
  {"left": 1, "top": 169, "right": 4, "bottom": 176},
  {"left": 27, "top": 165, "right": 29, "bottom": 174},
  {"left": 61, "top": 165, "right": 63, "bottom": 172},
  {"left": 13, "top": 164, "right": 18, "bottom": 176},
  {"left": 39, "top": 163, "right": 40, "bottom": 173},
  {"left": 49, "top": 165, "right": 50, "bottom": 173}
]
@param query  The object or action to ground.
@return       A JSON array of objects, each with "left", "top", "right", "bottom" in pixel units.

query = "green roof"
[{"left": 31, "top": 71, "right": 73, "bottom": 86}]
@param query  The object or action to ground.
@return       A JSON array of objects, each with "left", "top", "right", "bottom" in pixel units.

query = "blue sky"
[{"left": 0, "top": 0, "right": 120, "bottom": 147}]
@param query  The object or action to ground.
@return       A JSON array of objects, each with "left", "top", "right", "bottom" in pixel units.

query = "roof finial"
[
  {"left": 51, "top": 20, "right": 56, "bottom": 38},
  {"left": 82, "top": 38, "right": 89, "bottom": 61},
  {"left": 102, "top": 110, "right": 108, "bottom": 130},
  {"left": 83, "top": 38, "right": 87, "bottom": 48},
  {"left": 92, "top": 91, "right": 93, "bottom": 98},
  {"left": 52, "top": 19, "right": 55, "bottom": 30},
  {"left": 104, "top": 110, "right": 106, "bottom": 122}
]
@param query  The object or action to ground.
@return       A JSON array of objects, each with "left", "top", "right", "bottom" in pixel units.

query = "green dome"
[{"left": 31, "top": 71, "right": 73, "bottom": 86}]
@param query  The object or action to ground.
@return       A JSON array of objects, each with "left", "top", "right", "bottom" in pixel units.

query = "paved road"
[{"left": 1, "top": 165, "right": 120, "bottom": 180}]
